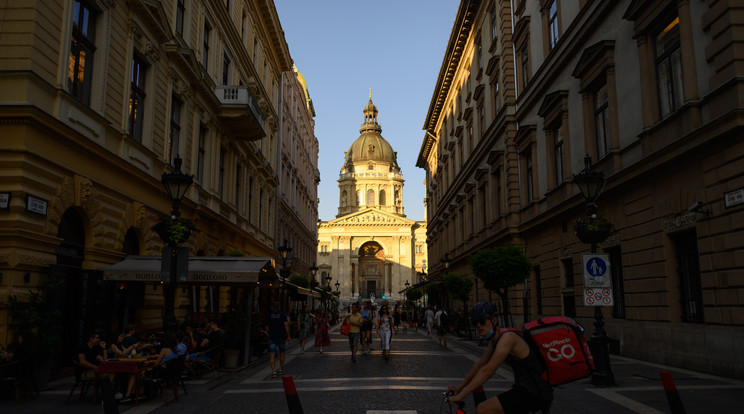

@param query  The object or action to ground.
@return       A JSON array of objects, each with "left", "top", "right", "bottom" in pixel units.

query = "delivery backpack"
[{"left": 504, "top": 316, "right": 594, "bottom": 385}]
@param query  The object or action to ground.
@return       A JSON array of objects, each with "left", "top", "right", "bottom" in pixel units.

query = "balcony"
[{"left": 215, "top": 86, "right": 265, "bottom": 140}]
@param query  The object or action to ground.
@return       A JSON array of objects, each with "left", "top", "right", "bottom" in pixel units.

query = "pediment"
[{"left": 329, "top": 208, "right": 414, "bottom": 226}]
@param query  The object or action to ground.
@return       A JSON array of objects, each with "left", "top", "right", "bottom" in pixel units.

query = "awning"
[{"left": 103, "top": 256, "right": 277, "bottom": 284}]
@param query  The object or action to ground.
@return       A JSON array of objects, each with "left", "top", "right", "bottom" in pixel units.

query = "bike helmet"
[{"left": 470, "top": 302, "right": 497, "bottom": 321}]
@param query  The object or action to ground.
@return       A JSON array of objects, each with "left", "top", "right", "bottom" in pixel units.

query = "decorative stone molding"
[
  {"left": 46, "top": 175, "right": 106, "bottom": 246},
  {"left": 663, "top": 212, "right": 696, "bottom": 231}
]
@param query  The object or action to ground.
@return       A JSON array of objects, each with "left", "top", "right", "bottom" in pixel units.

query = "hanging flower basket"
[
  {"left": 573, "top": 215, "right": 612, "bottom": 244},
  {"left": 153, "top": 215, "right": 195, "bottom": 245}
]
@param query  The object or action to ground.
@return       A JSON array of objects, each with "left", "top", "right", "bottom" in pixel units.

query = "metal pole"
[{"left": 589, "top": 241, "right": 615, "bottom": 386}]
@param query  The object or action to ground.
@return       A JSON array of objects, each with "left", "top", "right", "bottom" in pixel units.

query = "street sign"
[
  {"left": 583, "top": 253, "right": 611, "bottom": 287},
  {"left": 582, "top": 253, "right": 612, "bottom": 307}
]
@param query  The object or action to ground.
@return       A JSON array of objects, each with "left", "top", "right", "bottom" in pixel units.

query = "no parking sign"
[{"left": 582, "top": 254, "right": 613, "bottom": 306}]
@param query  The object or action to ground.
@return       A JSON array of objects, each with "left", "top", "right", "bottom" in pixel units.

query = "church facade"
[{"left": 317, "top": 97, "right": 427, "bottom": 304}]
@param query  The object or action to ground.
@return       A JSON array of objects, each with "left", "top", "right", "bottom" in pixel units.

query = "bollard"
[
  {"left": 660, "top": 370, "right": 687, "bottom": 414},
  {"left": 472, "top": 385, "right": 487, "bottom": 407},
  {"left": 281, "top": 375, "right": 305, "bottom": 414}
]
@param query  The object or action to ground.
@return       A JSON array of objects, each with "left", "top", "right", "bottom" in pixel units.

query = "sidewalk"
[{"left": 1, "top": 326, "right": 742, "bottom": 413}]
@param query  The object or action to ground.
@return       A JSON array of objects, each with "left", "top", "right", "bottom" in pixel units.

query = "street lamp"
[
  {"left": 404, "top": 280, "right": 410, "bottom": 289},
  {"left": 441, "top": 254, "right": 450, "bottom": 271},
  {"left": 309, "top": 263, "right": 318, "bottom": 285},
  {"left": 334, "top": 280, "right": 340, "bottom": 291},
  {"left": 326, "top": 273, "right": 332, "bottom": 287},
  {"left": 278, "top": 239, "right": 292, "bottom": 311},
  {"left": 160, "top": 156, "right": 193, "bottom": 334},
  {"left": 573, "top": 155, "right": 614, "bottom": 386}
]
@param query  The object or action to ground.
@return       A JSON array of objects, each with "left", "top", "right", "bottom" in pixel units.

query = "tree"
[
  {"left": 406, "top": 288, "right": 423, "bottom": 303},
  {"left": 469, "top": 245, "right": 532, "bottom": 326},
  {"left": 441, "top": 272, "right": 474, "bottom": 316},
  {"left": 424, "top": 283, "right": 442, "bottom": 307},
  {"left": 289, "top": 274, "right": 310, "bottom": 288}
]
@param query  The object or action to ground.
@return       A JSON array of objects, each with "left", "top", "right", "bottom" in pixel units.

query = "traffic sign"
[
  {"left": 583, "top": 287, "right": 614, "bottom": 306},
  {"left": 583, "top": 253, "right": 611, "bottom": 288}
]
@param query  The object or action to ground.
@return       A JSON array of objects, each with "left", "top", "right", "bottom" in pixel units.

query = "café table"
[{"left": 96, "top": 357, "right": 152, "bottom": 405}]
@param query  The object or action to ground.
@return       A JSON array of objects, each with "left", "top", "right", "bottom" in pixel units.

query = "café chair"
[
  {"left": 193, "top": 344, "right": 223, "bottom": 382},
  {"left": 66, "top": 360, "right": 99, "bottom": 404},
  {"left": 145, "top": 356, "right": 188, "bottom": 406}
]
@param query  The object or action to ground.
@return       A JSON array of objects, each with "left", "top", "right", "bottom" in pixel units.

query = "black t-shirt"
[
  {"left": 201, "top": 329, "right": 224, "bottom": 351},
  {"left": 122, "top": 335, "right": 138, "bottom": 348},
  {"left": 77, "top": 343, "right": 102, "bottom": 366},
  {"left": 266, "top": 311, "right": 288, "bottom": 341}
]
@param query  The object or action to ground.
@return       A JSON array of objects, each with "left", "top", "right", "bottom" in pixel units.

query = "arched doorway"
[{"left": 358, "top": 241, "right": 385, "bottom": 300}]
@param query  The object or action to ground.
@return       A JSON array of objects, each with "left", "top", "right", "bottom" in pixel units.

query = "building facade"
[
  {"left": 276, "top": 65, "right": 319, "bottom": 278},
  {"left": 318, "top": 97, "right": 427, "bottom": 304},
  {"left": 417, "top": 0, "right": 744, "bottom": 379},
  {"left": 0, "top": 0, "right": 292, "bottom": 360}
]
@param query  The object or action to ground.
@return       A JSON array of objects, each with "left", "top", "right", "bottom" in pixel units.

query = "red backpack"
[{"left": 505, "top": 316, "right": 595, "bottom": 385}]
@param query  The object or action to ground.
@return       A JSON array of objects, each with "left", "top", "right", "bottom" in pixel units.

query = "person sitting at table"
[
  {"left": 183, "top": 323, "right": 199, "bottom": 353},
  {"left": 6, "top": 331, "right": 32, "bottom": 362},
  {"left": 108, "top": 332, "right": 134, "bottom": 359},
  {"left": 122, "top": 324, "right": 142, "bottom": 352},
  {"left": 118, "top": 335, "right": 179, "bottom": 403},
  {"left": 176, "top": 334, "right": 188, "bottom": 356},
  {"left": 77, "top": 332, "right": 108, "bottom": 379},
  {"left": 185, "top": 319, "right": 224, "bottom": 376}
]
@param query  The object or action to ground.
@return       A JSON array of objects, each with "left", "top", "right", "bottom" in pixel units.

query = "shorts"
[
  {"left": 437, "top": 325, "right": 448, "bottom": 336},
  {"left": 497, "top": 386, "right": 551, "bottom": 414},
  {"left": 268, "top": 339, "right": 286, "bottom": 354},
  {"left": 348, "top": 332, "right": 360, "bottom": 348},
  {"left": 187, "top": 353, "right": 211, "bottom": 363},
  {"left": 361, "top": 321, "right": 373, "bottom": 332}
]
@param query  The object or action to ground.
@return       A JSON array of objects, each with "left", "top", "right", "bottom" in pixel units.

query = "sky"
[{"left": 274, "top": 1, "right": 459, "bottom": 222}]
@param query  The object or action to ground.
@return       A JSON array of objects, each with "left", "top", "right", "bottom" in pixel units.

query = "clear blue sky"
[{"left": 274, "top": 1, "right": 459, "bottom": 222}]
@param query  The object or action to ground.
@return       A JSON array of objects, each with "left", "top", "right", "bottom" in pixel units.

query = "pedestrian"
[
  {"left": 376, "top": 306, "right": 394, "bottom": 360},
  {"left": 392, "top": 305, "right": 401, "bottom": 333},
  {"left": 425, "top": 306, "right": 435, "bottom": 337},
  {"left": 400, "top": 307, "right": 408, "bottom": 331},
  {"left": 361, "top": 302, "right": 373, "bottom": 354},
  {"left": 313, "top": 310, "right": 331, "bottom": 353},
  {"left": 296, "top": 305, "right": 311, "bottom": 354},
  {"left": 344, "top": 303, "right": 363, "bottom": 362},
  {"left": 435, "top": 307, "right": 449, "bottom": 347},
  {"left": 265, "top": 301, "right": 291, "bottom": 377},
  {"left": 447, "top": 302, "right": 553, "bottom": 413}
]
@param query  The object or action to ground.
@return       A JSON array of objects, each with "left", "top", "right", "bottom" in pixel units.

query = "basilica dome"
[{"left": 345, "top": 97, "right": 399, "bottom": 167}]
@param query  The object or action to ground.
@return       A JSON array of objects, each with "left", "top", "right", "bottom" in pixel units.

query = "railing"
[{"left": 214, "top": 85, "right": 265, "bottom": 128}]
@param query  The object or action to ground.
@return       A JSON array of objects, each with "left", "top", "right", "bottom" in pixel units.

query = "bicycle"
[{"left": 440, "top": 385, "right": 550, "bottom": 414}]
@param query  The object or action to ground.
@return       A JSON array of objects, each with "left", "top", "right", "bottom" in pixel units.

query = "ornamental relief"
[
  {"left": 337, "top": 212, "right": 401, "bottom": 224},
  {"left": 663, "top": 212, "right": 696, "bottom": 232},
  {"left": 114, "top": 201, "right": 147, "bottom": 251},
  {"left": 46, "top": 175, "right": 107, "bottom": 247}
]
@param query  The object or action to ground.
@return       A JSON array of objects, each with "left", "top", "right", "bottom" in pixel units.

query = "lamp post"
[
  {"left": 441, "top": 254, "right": 450, "bottom": 272},
  {"left": 277, "top": 239, "right": 292, "bottom": 311},
  {"left": 160, "top": 156, "right": 193, "bottom": 334},
  {"left": 573, "top": 155, "right": 615, "bottom": 386},
  {"left": 309, "top": 262, "right": 318, "bottom": 310},
  {"left": 404, "top": 280, "right": 410, "bottom": 289},
  {"left": 335, "top": 280, "right": 340, "bottom": 292}
]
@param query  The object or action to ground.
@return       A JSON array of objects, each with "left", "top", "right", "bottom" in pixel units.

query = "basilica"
[{"left": 317, "top": 96, "right": 427, "bottom": 304}]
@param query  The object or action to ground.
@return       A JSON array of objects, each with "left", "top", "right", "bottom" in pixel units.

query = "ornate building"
[
  {"left": 318, "top": 96, "right": 427, "bottom": 304},
  {"left": 276, "top": 65, "right": 320, "bottom": 278},
  {"left": 0, "top": 0, "right": 291, "bottom": 360},
  {"left": 417, "top": 0, "right": 744, "bottom": 379}
]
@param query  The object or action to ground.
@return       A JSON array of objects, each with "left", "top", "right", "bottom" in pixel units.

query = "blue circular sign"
[{"left": 586, "top": 257, "right": 607, "bottom": 277}]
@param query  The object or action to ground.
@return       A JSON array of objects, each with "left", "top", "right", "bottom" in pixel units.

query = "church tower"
[
  {"left": 337, "top": 94, "right": 405, "bottom": 217},
  {"left": 317, "top": 94, "right": 426, "bottom": 305}
]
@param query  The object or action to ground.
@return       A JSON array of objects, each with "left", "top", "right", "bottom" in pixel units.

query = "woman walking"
[
  {"left": 344, "top": 303, "right": 363, "bottom": 362},
  {"left": 297, "top": 306, "right": 311, "bottom": 354},
  {"left": 376, "top": 306, "right": 394, "bottom": 360},
  {"left": 313, "top": 310, "right": 331, "bottom": 353},
  {"left": 360, "top": 302, "right": 373, "bottom": 354}
]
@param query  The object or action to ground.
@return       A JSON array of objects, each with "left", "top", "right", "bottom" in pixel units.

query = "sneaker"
[
  {"left": 114, "top": 392, "right": 123, "bottom": 400},
  {"left": 272, "top": 371, "right": 278, "bottom": 378},
  {"left": 119, "top": 397, "right": 133, "bottom": 404},
  {"left": 277, "top": 369, "right": 283, "bottom": 375},
  {"left": 300, "top": 349, "right": 304, "bottom": 354},
  {"left": 320, "top": 348, "right": 323, "bottom": 353}
]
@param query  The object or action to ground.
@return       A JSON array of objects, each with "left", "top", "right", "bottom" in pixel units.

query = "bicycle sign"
[{"left": 584, "top": 288, "right": 614, "bottom": 306}]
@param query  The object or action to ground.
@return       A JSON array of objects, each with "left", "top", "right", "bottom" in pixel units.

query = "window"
[
  {"left": 222, "top": 52, "right": 231, "bottom": 85},
  {"left": 554, "top": 127, "right": 564, "bottom": 184},
  {"left": 535, "top": 265, "right": 543, "bottom": 315},
  {"left": 514, "top": 17, "right": 531, "bottom": 93},
  {"left": 607, "top": 247, "right": 626, "bottom": 319},
  {"left": 202, "top": 22, "right": 211, "bottom": 69},
  {"left": 494, "top": 169, "right": 502, "bottom": 217},
  {"left": 479, "top": 105, "right": 485, "bottom": 139},
  {"left": 594, "top": 81, "right": 610, "bottom": 158},
  {"left": 655, "top": 16, "right": 683, "bottom": 117},
  {"left": 525, "top": 148, "right": 533, "bottom": 203},
  {"left": 68, "top": 0, "right": 97, "bottom": 105},
  {"left": 477, "top": 39, "right": 483, "bottom": 72},
  {"left": 218, "top": 148, "right": 225, "bottom": 198},
  {"left": 357, "top": 190, "right": 362, "bottom": 206},
  {"left": 258, "top": 189, "right": 263, "bottom": 229},
  {"left": 197, "top": 126, "right": 206, "bottom": 185},
  {"left": 672, "top": 231, "right": 703, "bottom": 323},
  {"left": 169, "top": 96, "right": 182, "bottom": 163},
  {"left": 234, "top": 163, "right": 241, "bottom": 207},
  {"left": 248, "top": 177, "right": 253, "bottom": 219},
  {"left": 175, "top": 0, "right": 185, "bottom": 36},
  {"left": 547, "top": 0, "right": 559, "bottom": 50},
  {"left": 129, "top": 55, "right": 146, "bottom": 142},
  {"left": 561, "top": 258, "right": 576, "bottom": 317},
  {"left": 521, "top": 44, "right": 530, "bottom": 88},
  {"left": 368, "top": 164, "right": 374, "bottom": 170},
  {"left": 490, "top": 6, "right": 498, "bottom": 41},
  {"left": 367, "top": 189, "right": 375, "bottom": 206},
  {"left": 379, "top": 189, "right": 386, "bottom": 205},
  {"left": 493, "top": 80, "right": 500, "bottom": 114}
]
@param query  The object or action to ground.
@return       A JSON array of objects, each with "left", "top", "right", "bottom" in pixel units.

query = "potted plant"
[
  {"left": 574, "top": 215, "right": 613, "bottom": 244},
  {"left": 152, "top": 214, "right": 195, "bottom": 245},
  {"left": 6, "top": 276, "right": 64, "bottom": 388}
]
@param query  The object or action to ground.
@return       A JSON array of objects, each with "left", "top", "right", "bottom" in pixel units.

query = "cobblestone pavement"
[{"left": 2, "top": 324, "right": 743, "bottom": 413}]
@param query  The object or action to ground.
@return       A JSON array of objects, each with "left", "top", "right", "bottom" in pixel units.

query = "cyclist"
[{"left": 448, "top": 302, "right": 552, "bottom": 414}]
